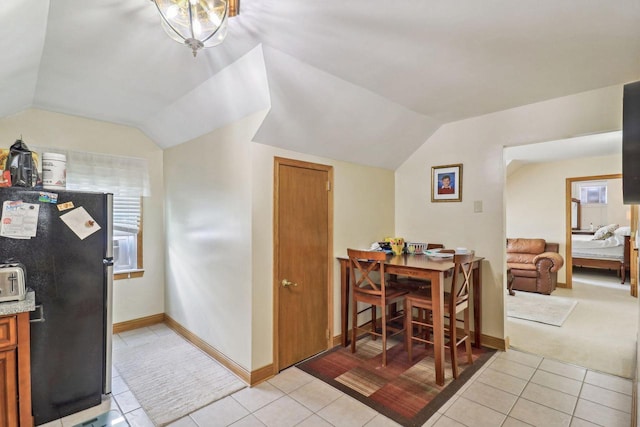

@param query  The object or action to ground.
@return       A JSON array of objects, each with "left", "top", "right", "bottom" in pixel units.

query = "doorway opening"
[
  {"left": 504, "top": 132, "right": 638, "bottom": 378},
  {"left": 565, "top": 174, "right": 636, "bottom": 295}
]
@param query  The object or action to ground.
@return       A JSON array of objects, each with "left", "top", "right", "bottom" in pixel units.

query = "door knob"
[{"left": 281, "top": 279, "right": 298, "bottom": 287}]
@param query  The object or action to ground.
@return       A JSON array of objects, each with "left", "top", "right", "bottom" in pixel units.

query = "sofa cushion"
[
  {"left": 507, "top": 238, "right": 546, "bottom": 254},
  {"left": 507, "top": 263, "right": 536, "bottom": 272},
  {"left": 506, "top": 253, "right": 538, "bottom": 265}
]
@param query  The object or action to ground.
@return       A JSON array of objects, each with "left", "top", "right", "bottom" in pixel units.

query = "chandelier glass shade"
[{"left": 152, "top": 0, "right": 233, "bottom": 57}]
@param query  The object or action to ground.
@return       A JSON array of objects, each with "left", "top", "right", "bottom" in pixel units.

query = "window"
[
  {"left": 579, "top": 183, "right": 607, "bottom": 204},
  {"left": 113, "top": 196, "right": 143, "bottom": 277},
  {"left": 34, "top": 147, "right": 149, "bottom": 278},
  {"left": 114, "top": 232, "right": 137, "bottom": 271}
]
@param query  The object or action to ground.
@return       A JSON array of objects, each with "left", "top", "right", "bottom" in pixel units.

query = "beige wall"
[
  {"left": 395, "top": 84, "right": 623, "bottom": 343},
  {"left": 0, "top": 109, "right": 165, "bottom": 323},
  {"left": 506, "top": 155, "right": 623, "bottom": 283}
]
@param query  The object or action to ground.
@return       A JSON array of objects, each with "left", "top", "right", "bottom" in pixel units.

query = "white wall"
[
  {"left": 163, "top": 112, "right": 264, "bottom": 370},
  {"left": 250, "top": 143, "right": 395, "bottom": 369},
  {"left": 506, "top": 155, "right": 623, "bottom": 283},
  {"left": 396, "top": 84, "right": 623, "bottom": 342},
  {"left": 0, "top": 109, "right": 165, "bottom": 323}
]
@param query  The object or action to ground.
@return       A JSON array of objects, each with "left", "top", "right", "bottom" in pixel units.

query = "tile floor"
[{"left": 39, "top": 325, "right": 633, "bottom": 427}]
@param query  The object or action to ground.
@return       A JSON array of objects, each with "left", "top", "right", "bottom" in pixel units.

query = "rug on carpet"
[
  {"left": 113, "top": 333, "right": 246, "bottom": 426},
  {"left": 507, "top": 291, "right": 578, "bottom": 326},
  {"left": 296, "top": 336, "right": 496, "bottom": 427}
]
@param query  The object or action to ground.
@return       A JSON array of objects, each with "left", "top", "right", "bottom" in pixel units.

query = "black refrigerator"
[{"left": 0, "top": 187, "right": 113, "bottom": 425}]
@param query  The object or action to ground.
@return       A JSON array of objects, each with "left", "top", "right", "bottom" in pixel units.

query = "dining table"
[{"left": 337, "top": 251, "right": 484, "bottom": 386}]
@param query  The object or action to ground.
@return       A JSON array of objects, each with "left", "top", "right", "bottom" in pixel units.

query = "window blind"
[
  {"left": 32, "top": 147, "right": 150, "bottom": 234},
  {"left": 64, "top": 151, "right": 150, "bottom": 198},
  {"left": 113, "top": 196, "right": 142, "bottom": 234}
]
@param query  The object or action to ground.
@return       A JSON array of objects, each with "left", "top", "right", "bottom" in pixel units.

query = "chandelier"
[{"left": 152, "top": 0, "right": 239, "bottom": 57}]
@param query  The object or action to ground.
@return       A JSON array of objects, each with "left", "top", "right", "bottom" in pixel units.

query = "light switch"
[{"left": 473, "top": 200, "right": 483, "bottom": 213}]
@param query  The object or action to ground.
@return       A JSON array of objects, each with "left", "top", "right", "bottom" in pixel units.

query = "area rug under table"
[
  {"left": 297, "top": 337, "right": 495, "bottom": 427},
  {"left": 113, "top": 333, "right": 246, "bottom": 426},
  {"left": 507, "top": 291, "right": 578, "bottom": 326}
]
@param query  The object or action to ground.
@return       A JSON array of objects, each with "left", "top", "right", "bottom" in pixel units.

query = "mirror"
[{"left": 571, "top": 198, "right": 580, "bottom": 230}]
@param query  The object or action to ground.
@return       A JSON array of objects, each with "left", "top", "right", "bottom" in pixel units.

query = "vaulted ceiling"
[{"left": 2, "top": 0, "right": 640, "bottom": 169}]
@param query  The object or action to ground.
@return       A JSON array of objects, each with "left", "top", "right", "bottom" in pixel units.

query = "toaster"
[{"left": 0, "top": 263, "right": 27, "bottom": 303}]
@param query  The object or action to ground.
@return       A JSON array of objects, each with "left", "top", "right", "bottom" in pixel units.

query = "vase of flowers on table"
[{"left": 385, "top": 237, "right": 405, "bottom": 255}]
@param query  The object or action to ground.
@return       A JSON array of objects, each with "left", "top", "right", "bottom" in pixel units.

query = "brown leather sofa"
[{"left": 506, "top": 238, "right": 564, "bottom": 295}]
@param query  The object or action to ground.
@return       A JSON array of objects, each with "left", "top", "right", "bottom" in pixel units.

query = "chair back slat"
[
  {"left": 440, "top": 250, "right": 475, "bottom": 311},
  {"left": 347, "top": 249, "right": 387, "bottom": 295}
]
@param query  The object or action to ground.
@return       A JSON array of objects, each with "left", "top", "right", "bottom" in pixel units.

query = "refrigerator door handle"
[
  {"left": 105, "top": 194, "right": 113, "bottom": 260},
  {"left": 30, "top": 304, "right": 45, "bottom": 323},
  {"left": 104, "top": 261, "right": 114, "bottom": 394}
]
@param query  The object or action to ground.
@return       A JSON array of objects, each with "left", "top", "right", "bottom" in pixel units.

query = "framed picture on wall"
[{"left": 431, "top": 164, "right": 462, "bottom": 202}]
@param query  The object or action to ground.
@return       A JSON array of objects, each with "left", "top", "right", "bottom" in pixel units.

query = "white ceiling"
[
  {"left": 504, "top": 131, "right": 623, "bottom": 175},
  {"left": 1, "top": 0, "right": 640, "bottom": 169}
]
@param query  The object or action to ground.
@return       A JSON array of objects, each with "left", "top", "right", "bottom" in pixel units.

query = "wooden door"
[
  {"left": 0, "top": 349, "right": 18, "bottom": 427},
  {"left": 275, "top": 158, "right": 332, "bottom": 370}
]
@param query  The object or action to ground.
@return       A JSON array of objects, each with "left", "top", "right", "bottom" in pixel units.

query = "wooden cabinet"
[
  {"left": 0, "top": 347, "right": 18, "bottom": 427},
  {"left": 0, "top": 313, "right": 32, "bottom": 427}
]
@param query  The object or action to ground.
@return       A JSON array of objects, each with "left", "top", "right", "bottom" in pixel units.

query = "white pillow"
[
  {"left": 592, "top": 224, "right": 619, "bottom": 240},
  {"left": 614, "top": 226, "right": 631, "bottom": 236}
]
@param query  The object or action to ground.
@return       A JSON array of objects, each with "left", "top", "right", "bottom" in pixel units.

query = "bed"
[{"left": 572, "top": 227, "right": 631, "bottom": 283}]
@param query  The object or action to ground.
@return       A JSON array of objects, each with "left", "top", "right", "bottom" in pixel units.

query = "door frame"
[
  {"left": 273, "top": 157, "right": 334, "bottom": 372},
  {"left": 565, "top": 173, "right": 637, "bottom": 295}
]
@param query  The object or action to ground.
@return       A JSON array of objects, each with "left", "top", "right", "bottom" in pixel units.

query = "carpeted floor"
[
  {"left": 113, "top": 333, "right": 246, "bottom": 426},
  {"left": 507, "top": 269, "right": 638, "bottom": 378},
  {"left": 297, "top": 336, "right": 495, "bottom": 427}
]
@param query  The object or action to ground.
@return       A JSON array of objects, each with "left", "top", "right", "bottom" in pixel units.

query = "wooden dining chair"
[
  {"left": 404, "top": 250, "right": 475, "bottom": 379},
  {"left": 348, "top": 248, "right": 408, "bottom": 366}
]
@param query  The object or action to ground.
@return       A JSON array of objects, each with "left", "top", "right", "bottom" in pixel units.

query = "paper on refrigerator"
[
  {"left": 1, "top": 200, "right": 40, "bottom": 239},
  {"left": 60, "top": 206, "right": 101, "bottom": 240}
]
